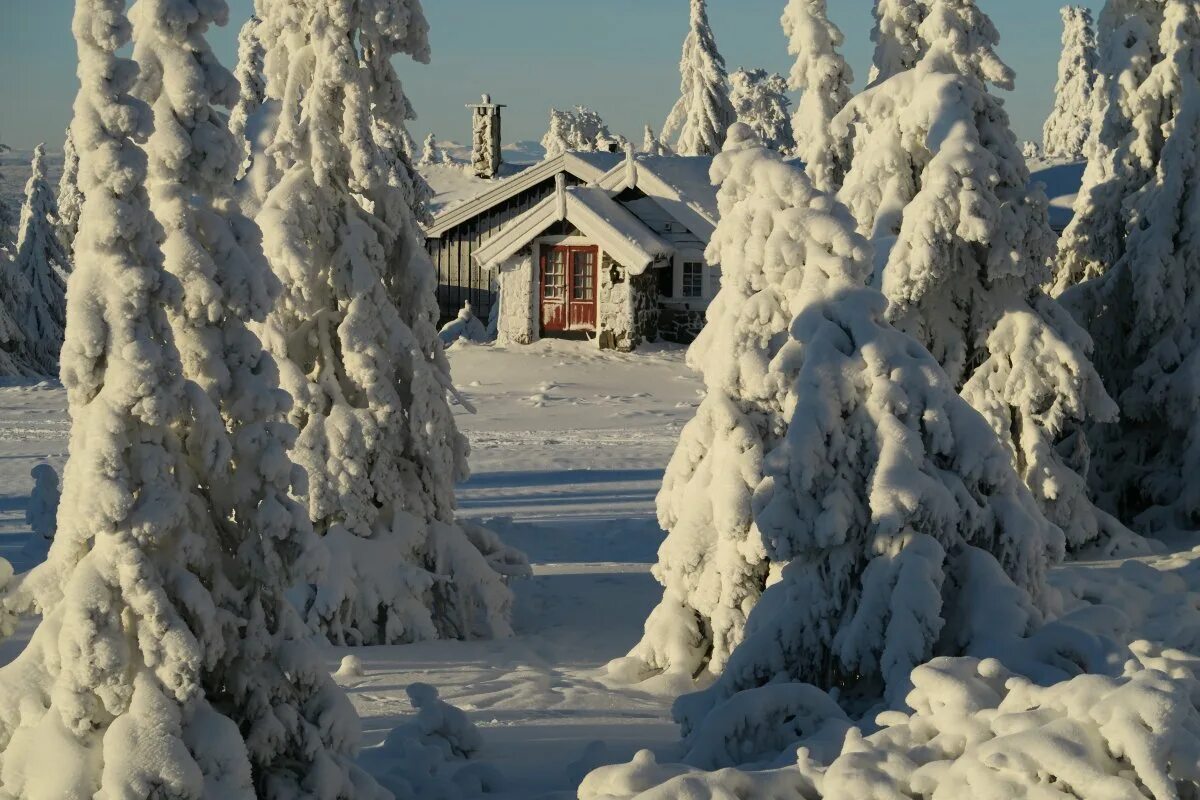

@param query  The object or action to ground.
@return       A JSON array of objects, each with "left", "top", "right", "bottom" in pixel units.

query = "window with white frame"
[{"left": 682, "top": 261, "right": 704, "bottom": 298}]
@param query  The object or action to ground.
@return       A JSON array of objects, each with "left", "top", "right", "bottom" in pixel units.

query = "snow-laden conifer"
[
  {"left": 127, "top": 1, "right": 391, "bottom": 792},
  {"left": 642, "top": 124, "right": 672, "bottom": 156},
  {"left": 0, "top": 253, "right": 27, "bottom": 378},
  {"left": 869, "top": 0, "right": 927, "bottom": 84},
  {"left": 728, "top": 68, "right": 794, "bottom": 153},
  {"left": 1043, "top": 7, "right": 1100, "bottom": 161},
  {"left": 255, "top": 0, "right": 526, "bottom": 646},
  {"left": 0, "top": 0, "right": 387, "bottom": 796},
  {"left": 541, "top": 107, "right": 624, "bottom": 157},
  {"left": 609, "top": 125, "right": 811, "bottom": 683},
  {"left": 826, "top": 0, "right": 1132, "bottom": 554},
  {"left": 228, "top": 15, "right": 265, "bottom": 181},
  {"left": 616, "top": 126, "right": 1063, "bottom": 706},
  {"left": 0, "top": 205, "right": 14, "bottom": 256},
  {"left": 781, "top": 0, "right": 853, "bottom": 190},
  {"left": 55, "top": 128, "right": 82, "bottom": 253},
  {"left": 12, "top": 144, "right": 68, "bottom": 376},
  {"left": 1066, "top": 0, "right": 1200, "bottom": 535},
  {"left": 419, "top": 133, "right": 443, "bottom": 167},
  {"left": 25, "top": 464, "right": 59, "bottom": 543},
  {"left": 1053, "top": 0, "right": 1168, "bottom": 293},
  {"left": 662, "top": 0, "right": 735, "bottom": 157}
]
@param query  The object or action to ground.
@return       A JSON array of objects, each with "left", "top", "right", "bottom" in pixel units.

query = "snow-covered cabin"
[{"left": 423, "top": 151, "right": 720, "bottom": 350}]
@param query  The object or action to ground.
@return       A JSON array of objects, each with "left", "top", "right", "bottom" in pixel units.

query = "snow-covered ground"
[
  {"left": 4, "top": 337, "right": 1198, "bottom": 798},
  {"left": 0, "top": 339, "right": 702, "bottom": 799}
]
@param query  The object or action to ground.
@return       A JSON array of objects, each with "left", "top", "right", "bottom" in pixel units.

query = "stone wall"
[
  {"left": 630, "top": 271, "right": 660, "bottom": 345},
  {"left": 597, "top": 255, "right": 661, "bottom": 352},
  {"left": 495, "top": 252, "right": 537, "bottom": 345},
  {"left": 658, "top": 301, "right": 706, "bottom": 344}
]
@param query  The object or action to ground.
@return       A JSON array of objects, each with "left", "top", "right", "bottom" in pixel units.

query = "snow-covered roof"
[
  {"left": 425, "top": 151, "right": 624, "bottom": 238},
  {"left": 598, "top": 154, "right": 718, "bottom": 242},
  {"left": 473, "top": 179, "right": 674, "bottom": 274}
]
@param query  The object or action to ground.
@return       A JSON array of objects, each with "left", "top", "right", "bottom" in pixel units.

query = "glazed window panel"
[
  {"left": 572, "top": 250, "right": 595, "bottom": 301},
  {"left": 544, "top": 249, "right": 567, "bottom": 298},
  {"left": 682, "top": 261, "right": 704, "bottom": 298}
]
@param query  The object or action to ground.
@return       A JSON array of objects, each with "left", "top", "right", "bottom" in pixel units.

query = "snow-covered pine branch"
[
  {"left": 729, "top": 68, "right": 794, "bottom": 154},
  {"left": 828, "top": 0, "right": 1134, "bottom": 555},
  {"left": 869, "top": 0, "right": 928, "bottom": 84},
  {"left": 662, "top": 0, "right": 735, "bottom": 156},
  {"left": 255, "top": 0, "right": 526, "bottom": 646},
  {"left": 1053, "top": 0, "right": 1167, "bottom": 294},
  {"left": 228, "top": 15, "right": 265, "bottom": 182},
  {"left": 1065, "top": 0, "right": 1200, "bottom": 536},
  {"left": 55, "top": 128, "right": 83, "bottom": 253},
  {"left": 1043, "top": 6, "right": 1100, "bottom": 161},
  {"left": 12, "top": 143, "right": 67, "bottom": 376},
  {"left": 781, "top": 0, "right": 853, "bottom": 190}
]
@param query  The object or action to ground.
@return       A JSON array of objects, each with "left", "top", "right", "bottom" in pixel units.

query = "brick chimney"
[{"left": 467, "top": 94, "right": 505, "bottom": 179}]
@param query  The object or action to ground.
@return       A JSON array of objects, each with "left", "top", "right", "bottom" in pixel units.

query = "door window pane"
[
  {"left": 572, "top": 250, "right": 595, "bottom": 301},
  {"left": 544, "top": 250, "right": 566, "bottom": 298}
]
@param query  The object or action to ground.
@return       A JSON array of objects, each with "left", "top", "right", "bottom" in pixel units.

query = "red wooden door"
[
  {"left": 567, "top": 247, "right": 598, "bottom": 330},
  {"left": 541, "top": 245, "right": 597, "bottom": 333},
  {"left": 540, "top": 247, "right": 567, "bottom": 332}
]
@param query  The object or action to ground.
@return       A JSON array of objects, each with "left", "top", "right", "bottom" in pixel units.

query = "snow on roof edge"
[
  {"left": 473, "top": 186, "right": 673, "bottom": 274},
  {"left": 425, "top": 151, "right": 624, "bottom": 238}
]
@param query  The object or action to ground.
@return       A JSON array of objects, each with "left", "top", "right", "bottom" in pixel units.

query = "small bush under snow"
[{"left": 360, "top": 683, "right": 503, "bottom": 800}]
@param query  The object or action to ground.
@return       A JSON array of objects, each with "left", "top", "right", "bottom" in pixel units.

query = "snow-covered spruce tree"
[
  {"left": 361, "top": 19, "right": 438, "bottom": 232},
  {"left": 729, "top": 68, "right": 794, "bottom": 154},
  {"left": 12, "top": 144, "right": 68, "bottom": 376},
  {"left": 642, "top": 124, "right": 672, "bottom": 156},
  {"left": 255, "top": 0, "right": 525, "bottom": 646},
  {"left": 540, "top": 106, "right": 623, "bottom": 158},
  {"left": 0, "top": 204, "right": 14, "bottom": 257},
  {"left": 55, "top": 128, "right": 83, "bottom": 254},
  {"left": 418, "top": 133, "right": 441, "bottom": 167},
  {"left": 781, "top": 0, "right": 853, "bottom": 190},
  {"left": 0, "top": 254, "right": 28, "bottom": 378},
  {"left": 609, "top": 125, "right": 814, "bottom": 684},
  {"left": 621, "top": 128, "right": 1062, "bottom": 710},
  {"left": 1052, "top": 0, "right": 1167, "bottom": 294},
  {"left": 1043, "top": 7, "right": 1100, "bottom": 161},
  {"left": 1070, "top": 0, "right": 1200, "bottom": 535},
  {"left": 0, "top": 1, "right": 387, "bottom": 797},
  {"left": 228, "top": 15, "right": 265, "bottom": 181},
  {"left": 26, "top": 464, "right": 59, "bottom": 542},
  {"left": 1041, "top": 6, "right": 1099, "bottom": 161},
  {"left": 869, "top": 0, "right": 928, "bottom": 84},
  {"left": 662, "top": 0, "right": 735, "bottom": 157},
  {"left": 540, "top": 109, "right": 575, "bottom": 158},
  {"left": 826, "top": 0, "right": 1134, "bottom": 554}
]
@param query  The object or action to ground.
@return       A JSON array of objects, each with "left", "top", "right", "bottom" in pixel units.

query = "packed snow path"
[{"left": 0, "top": 341, "right": 703, "bottom": 798}]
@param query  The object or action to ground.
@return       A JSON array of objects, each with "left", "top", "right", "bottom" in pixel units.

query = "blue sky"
[{"left": 1, "top": 0, "right": 1104, "bottom": 152}]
